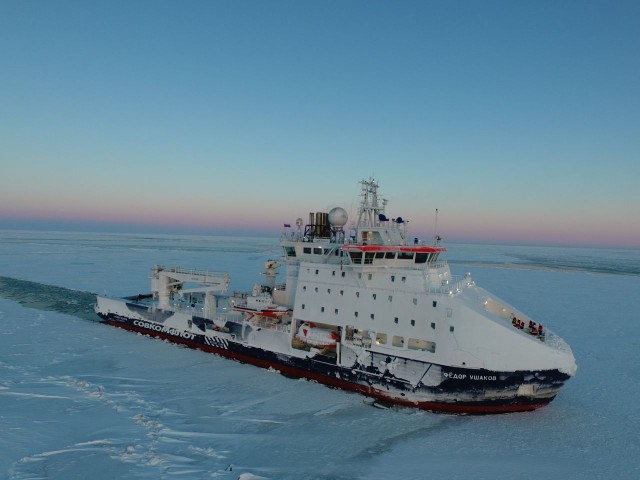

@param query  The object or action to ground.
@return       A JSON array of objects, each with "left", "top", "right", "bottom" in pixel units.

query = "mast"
[{"left": 356, "top": 178, "right": 386, "bottom": 228}]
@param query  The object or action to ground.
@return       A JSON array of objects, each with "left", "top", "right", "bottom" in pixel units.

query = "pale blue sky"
[{"left": 1, "top": 1, "right": 638, "bottom": 247}]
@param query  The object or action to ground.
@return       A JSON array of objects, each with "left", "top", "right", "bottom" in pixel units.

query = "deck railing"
[
  {"left": 426, "top": 274, "right": 473, "bottom": 295},
  {"left": 161, "top": 266, "right": 229, "bottom": 280}
]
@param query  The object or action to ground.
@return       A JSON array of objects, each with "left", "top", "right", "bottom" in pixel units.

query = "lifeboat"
[
  {"left": 232, "top": 293, "right": 290, "bottom": 318},
  {"left": 296, "top": 322, "right": 339, "bottom": 348}
]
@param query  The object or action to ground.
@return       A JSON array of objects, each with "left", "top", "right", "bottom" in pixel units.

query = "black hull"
[{"left": 98, "top": 312, "right": 570, "bottom": 414}]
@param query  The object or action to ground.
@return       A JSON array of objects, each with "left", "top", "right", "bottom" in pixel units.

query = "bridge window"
[
  {"left": 375, "top": 332, "right": 387, "bottom": 345},
  {"left": 415, "top": 253, "right": 428, "bottom": 263},
  {"left": 350, "top": 252, "right": 362, "bottom": 264},
  {"left": 392, "top": 335, "right": 404, "bottom": 348},
  {"left": 284, "top": 246, "right": 296, "bottom": 257}
]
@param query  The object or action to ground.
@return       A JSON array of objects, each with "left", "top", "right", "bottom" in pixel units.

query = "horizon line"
[{"left": 1, "top": 222, "right": 638, "bottom": 251}]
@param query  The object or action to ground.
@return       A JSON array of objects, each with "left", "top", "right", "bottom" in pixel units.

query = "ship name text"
[
  {"left": 443, "top": 371, "right": 497, "bottom": 381},
  {"left": 133, "top": 320, "right": 196, "bottom": 340}
]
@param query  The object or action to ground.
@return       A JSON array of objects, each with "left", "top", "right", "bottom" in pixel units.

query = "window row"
[
  {"left": 345, "top": 326, "right": 436, "bottom": 353},
  {"left": 298, "top": 304, "right": 444, "bottom": 330},
  {"left": 301, "top": 285, "right": 421, "bottom": 305},
  {"left": 348, "top": 251, "right": 439, "bottom": 265},
  {"left": 306, "top": 267, "right": 415, "bottom": 285},
  {"left": 301, "top": 246, "right": 343, "bottom": 256}
]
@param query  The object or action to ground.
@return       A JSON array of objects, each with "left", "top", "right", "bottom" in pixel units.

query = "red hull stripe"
[{"left": 105, "top": 319, "right": 550, "bottom": 415}]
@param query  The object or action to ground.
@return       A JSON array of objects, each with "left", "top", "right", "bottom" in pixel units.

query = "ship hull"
[{"left": 96, "top": 307, "right": 570, "bottom": 415}]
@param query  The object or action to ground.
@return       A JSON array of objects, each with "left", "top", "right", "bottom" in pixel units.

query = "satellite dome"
[{"left": 328, "top": 207, "right": 348, "bottom": 227}]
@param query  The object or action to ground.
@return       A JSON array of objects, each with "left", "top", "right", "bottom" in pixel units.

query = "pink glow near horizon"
[{"left": 2, "top": 200, "right": 638, "bottom": 248}]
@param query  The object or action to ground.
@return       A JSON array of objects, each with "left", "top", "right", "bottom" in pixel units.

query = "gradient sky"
[{"left": 1, "top": 1, "right": 638, "bottom": 248}]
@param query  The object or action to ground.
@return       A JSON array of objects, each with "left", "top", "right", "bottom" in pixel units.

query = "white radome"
[{"left": 328, "top": 207, "right": 348, "bottom": 227}]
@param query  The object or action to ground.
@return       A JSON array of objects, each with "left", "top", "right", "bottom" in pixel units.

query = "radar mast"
[{"left": 356, "top": 178, "right": 386, "bottom": 228}]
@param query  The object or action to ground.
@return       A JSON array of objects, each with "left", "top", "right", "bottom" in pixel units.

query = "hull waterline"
[{"left": 99, "top": 311, "right": 568, "bottom": 415}]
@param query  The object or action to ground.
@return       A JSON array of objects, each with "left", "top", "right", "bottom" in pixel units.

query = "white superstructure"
[{"left": 96, "top": 178, "right": 576, "bottom": 413}]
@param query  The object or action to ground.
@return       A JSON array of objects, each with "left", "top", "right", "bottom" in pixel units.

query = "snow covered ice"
[{"left": 1, "top": 231, "right": 639, "bottom": 479}]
